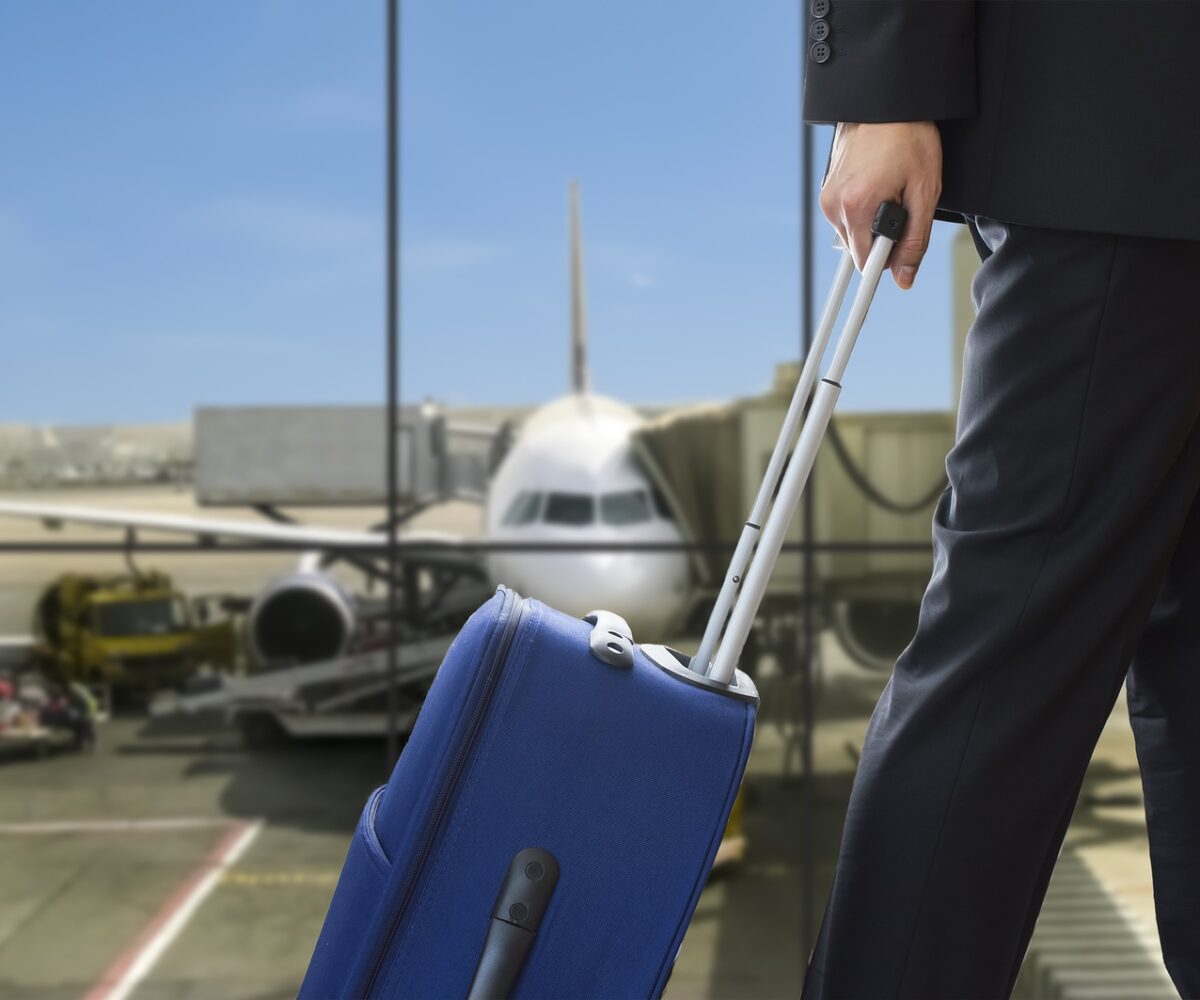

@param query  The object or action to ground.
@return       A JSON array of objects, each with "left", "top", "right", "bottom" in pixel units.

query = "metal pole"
[
  {"left": 385, "top": 0, "right": 401, "bottom": 767},
  {"left": 800, "top": 116, "right": 815, "bottom": 969},
  {"left": 707, "top": 237, "right": 891, "bottom": 686},
  {"left": 693, "top": 252, "right": 853, "bottom": 678}
]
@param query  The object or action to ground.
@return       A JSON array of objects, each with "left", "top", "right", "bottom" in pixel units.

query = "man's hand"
[{"left": 819, "top": 121, "right": 942, "bottom": 290}]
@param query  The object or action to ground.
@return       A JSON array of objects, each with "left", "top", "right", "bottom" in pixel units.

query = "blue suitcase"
[
  {"left": 301, "top": 587, "right": 757, "bottom": 999},
  {"left": 299, "top": 205, "right": 904, "bottom": 999}
]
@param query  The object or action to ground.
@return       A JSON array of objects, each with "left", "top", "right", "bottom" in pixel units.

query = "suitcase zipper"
[{"left": 359, "top": 589, "right": 528, "bottom": 998}]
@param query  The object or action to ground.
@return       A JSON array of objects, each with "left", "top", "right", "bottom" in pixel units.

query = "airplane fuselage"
[{"left": 483, "top": 393, "right": 691, "bottom": 639}]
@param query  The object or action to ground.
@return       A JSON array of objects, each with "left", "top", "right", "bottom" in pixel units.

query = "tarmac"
[{"left": 0, "top": 486, "right": 1179, "bottom": 998}]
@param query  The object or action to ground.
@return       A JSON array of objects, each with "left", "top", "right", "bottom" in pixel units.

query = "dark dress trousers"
[{"left": 801, "top": 3, "right": 1200, "bottom": 998}]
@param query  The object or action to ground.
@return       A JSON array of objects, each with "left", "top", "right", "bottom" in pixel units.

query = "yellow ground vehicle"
[{"left": 32, "top": 571, "right": 236, "bottom": 690}]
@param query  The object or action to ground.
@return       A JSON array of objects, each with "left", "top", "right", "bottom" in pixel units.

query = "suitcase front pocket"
[
  {"left": 298, "top": 786, "right": 393, "bottom": 998},
  {"left": 357, "top": 785, "right": 391, "bottom": 876}
]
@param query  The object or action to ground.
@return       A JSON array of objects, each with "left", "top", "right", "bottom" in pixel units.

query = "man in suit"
[{"left": 800, "top": 2, "right": 1200, "bottom": 997}]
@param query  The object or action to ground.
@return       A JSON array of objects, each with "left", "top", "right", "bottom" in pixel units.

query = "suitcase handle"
[
  {"left": 695, "top": 202, "right": 908, "bottom": 684},
  {"left": 467, "top": 848, "right": 559, "bottom": 1000}
]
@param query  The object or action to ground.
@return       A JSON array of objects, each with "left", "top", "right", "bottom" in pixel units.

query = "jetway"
[
  {"left": 634, "top": 363, "right": 955, "bottom": 671},
  {"left": 193, "top": 405, "right": 499, "bottom": 508},
  {"left": 635, "top": 361, "right": 953, "bottom": 594},
  {"left": 634, "top": 228, "right": 980, "bottom": 672}
]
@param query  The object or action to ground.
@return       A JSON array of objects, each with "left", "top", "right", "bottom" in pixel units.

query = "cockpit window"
[
  {"left": 543, "top": 492, "right": 595, "bottom": 526},
  {"left": 600, "top": 489, "right": 651, "bottom": 526},
  {"left": 502, "top": 491, "right": 542, "bottom": 526},
  {"left": 650, "top": 487, "right": 675, "bottom": 521}
]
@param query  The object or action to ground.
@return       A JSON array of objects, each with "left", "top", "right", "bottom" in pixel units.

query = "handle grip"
[
  {"left": 872, "top": 201, "right": 908, "bottom": 240},
  {"left": 467, "top": 848, "right": 559, "bottom": 1000}
]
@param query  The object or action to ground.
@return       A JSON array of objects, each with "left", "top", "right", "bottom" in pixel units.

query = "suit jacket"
[{"left": 802, "top": 1, "right": 1200, "bottom": 241}]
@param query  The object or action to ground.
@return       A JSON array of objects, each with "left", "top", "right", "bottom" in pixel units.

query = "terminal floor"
[
  {"left": 0, "top": 488, "right": 1175, "bottom": 998},
  {"left": 0, "top": 637, "right": 1174, "bottom": 999}
]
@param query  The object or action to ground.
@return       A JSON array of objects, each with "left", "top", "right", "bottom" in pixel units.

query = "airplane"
[
  {"left": 482, "top": 182, "right": 689, "bottom": 634},
  {"left": 0, "top": 181, "right": 694, "bottom": 671}
]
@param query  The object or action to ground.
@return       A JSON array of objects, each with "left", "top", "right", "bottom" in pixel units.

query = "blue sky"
[{"left": 0, "top": 1, "right": 963, "bottom": 425}]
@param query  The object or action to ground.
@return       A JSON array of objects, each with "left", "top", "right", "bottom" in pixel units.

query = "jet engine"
[
  {"left": 831, "top": 596, "right": 923, "bottom": 673},
  {"left": 247, "top": 571, "right": 357, "bottom": 668}
]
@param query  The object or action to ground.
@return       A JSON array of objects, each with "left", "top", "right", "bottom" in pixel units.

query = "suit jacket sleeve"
[{"left": 802, "top": 0, "right": 977, "bottom": 124}]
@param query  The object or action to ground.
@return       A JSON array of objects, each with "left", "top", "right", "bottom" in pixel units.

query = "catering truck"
[{"left": 31, "top": 571, "right": 237, "bottom": 691}]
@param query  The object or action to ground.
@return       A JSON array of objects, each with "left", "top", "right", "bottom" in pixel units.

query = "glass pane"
[
  {"left": 93, "top": 598, "right": 184, "bottom": 637},
  {"left": 502, "top": 490, "right": 541, "bottom": 525},
  {"left": 543, "top": 492, "right": 595, "bottom": 526},
  {"left": 600, "top": 489, "right": 651, "bottom": 526}
]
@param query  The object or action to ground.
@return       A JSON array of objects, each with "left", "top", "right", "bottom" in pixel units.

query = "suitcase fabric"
[
  {"left": 300, "top": 201, "right": 905, "bottom": 999},
  {"left": 300, "top": 585, "right": 756, "bottom": 999}
]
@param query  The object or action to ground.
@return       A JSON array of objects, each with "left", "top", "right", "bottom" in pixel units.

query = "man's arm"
[
  {"left": 803, "top": 0, "right": 977, "bottom": 124},
  {"left": 802, "top": 1, "right": 977, "bottom": 288}
]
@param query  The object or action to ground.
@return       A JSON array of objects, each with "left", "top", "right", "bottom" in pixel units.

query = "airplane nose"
[{"left": 489, "top": 549, "right": 688, "bottom": 638}]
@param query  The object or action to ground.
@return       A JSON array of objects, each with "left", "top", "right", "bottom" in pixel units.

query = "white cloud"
[
  {"left": 586, "top": 240, "right": 674, "bottom": 283},
  {"left": 217, "top": 87, "right": 379, "bottom": 134},
  {"left": 401, "top": 240, "right": 506, "bottom": 274},
  {"left": 183, "top": 197, "right": 377, "bottom": 256},
  {"left": 287, "top": 87, "right": 378, "bottom": 129},
  {"left": 136, "top": 331, "right": 325, "bottom": 359}
]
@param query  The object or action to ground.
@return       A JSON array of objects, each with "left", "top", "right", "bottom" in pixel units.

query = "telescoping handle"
[{"left": 693, "top": 201, "right": 908, "bottom": 685}]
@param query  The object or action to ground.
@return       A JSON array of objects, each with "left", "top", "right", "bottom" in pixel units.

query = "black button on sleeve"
[
  {"left": 810, "top": 18, "right": 830, "bottom": 42},
  {"left": 810, "top": 40, "right": 831, "bottom": 64},
  {"left": 811, "top": 0, "right": 830, "bottom": 17}
]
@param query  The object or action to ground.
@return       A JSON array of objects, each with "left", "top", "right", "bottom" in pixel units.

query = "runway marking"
[
  {"left": 83, "top": 819, "right": 262, "bottom": 1000},
  {"left": 0, "top": 817, "right": 230, "bottom": 835}
]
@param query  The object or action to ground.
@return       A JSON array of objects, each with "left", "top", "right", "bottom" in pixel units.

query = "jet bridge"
[
  {"left": 193, "top": 404, "right": 499, "bottom": 508},
  {"left": 632, "top": 363, "right": 955, "bottom": 671}
]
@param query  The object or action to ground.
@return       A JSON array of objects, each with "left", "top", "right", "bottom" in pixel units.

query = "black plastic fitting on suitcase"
[{"left": 467, "top": 848, "right": 560, "bottom": 1000}]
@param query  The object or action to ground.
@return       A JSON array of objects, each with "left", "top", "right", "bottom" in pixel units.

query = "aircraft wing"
[{"left": 0, "top": 500, "right": 478, "bottom": 568}]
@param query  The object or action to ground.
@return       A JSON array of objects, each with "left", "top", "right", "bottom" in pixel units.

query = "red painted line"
[{"left": 84, "top": 820, "right": 260, "bottom": 1000}]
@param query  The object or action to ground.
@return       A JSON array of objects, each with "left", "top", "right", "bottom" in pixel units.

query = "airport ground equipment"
[
  {"left": 299, "top": 203, "right": 904, "bottom": 1000},
  {"left": 151, "top": 634, "right": 454, "bottom": 746},
  {"left": 30, "top": 571, "right": 237, "bottom": 691},
  {"left": 0, "top": 678, "right": 109, "bottom": 759},
  {"left": 0, "top": 721, "right": 80, "bottom": 758}
]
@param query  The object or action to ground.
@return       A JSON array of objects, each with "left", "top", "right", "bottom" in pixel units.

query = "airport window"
[
  {"left": 502, "top": 491, "right": 543, "bottom": 525},
  {"left": 543, "top": 492, "right": 595, "bottom": 526},
  {"left": 600, "top": 489, "right": 652, "bottom": 526}
]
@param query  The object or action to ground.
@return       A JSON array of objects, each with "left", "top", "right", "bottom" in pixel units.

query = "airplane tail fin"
[{"left": 569, "top": 180, "right": 590, "bottom": 395}]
